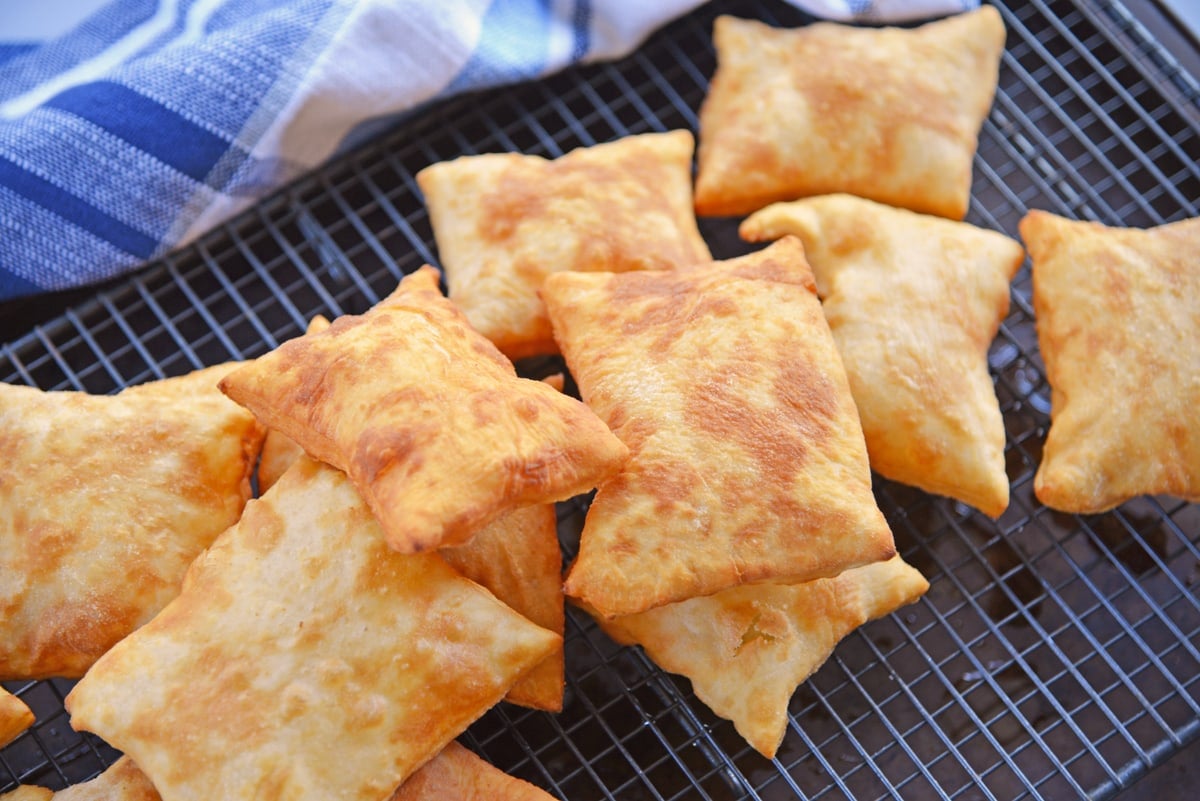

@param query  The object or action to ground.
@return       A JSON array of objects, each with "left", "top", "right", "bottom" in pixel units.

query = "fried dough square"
[
  {"left": 417, "top": 131, "right": 711, "bottom": 359},
  {"left": 219, "top": 266, "right": 628, "bottom": 554},
  {"left": 254, "top": 319, "right": 564, "bottom": 711},
  {"left": 543, "top": 237, "right": 896, "bottom": 619},
  {"left": 0, "top": 746, "right": 554, "bottom": 801},
  {"left": 0, "top": 788, "right": 51, "bottom": 801},
  {"left": 596, "top": 556, "right": 926, "bottom": 757},
  {"left": 0, "top": 364, "right": 264, "bottom": 679},
  {"left": 742, "top": 195, "right": 1023, "bottom": 517},
  {"left": 395, "top": 742, "right": 555, "bottom": 801},
  {"left": 0, "top": 748, "right": 549, "bottom": 801},
  {"left": 66, "top": 457, "right": 560, "bottom": 801},
  {"left": 0, "top": 686, "right": 33, "bottom": 748},
  {"left": 1021, "top": 210, "right": 1200, "bottom": 512},
  {"left": 442, "top": 504, "right": 564, "bottom": 712},
  {"left": 694, "top": 8, "right": 1005, "bottom": 219},
  {"left": 50, "top": 757, "right": 158, "bottom": 801},
  {"left": 260, "top": 436, "right": 564, "bottom": 710}
]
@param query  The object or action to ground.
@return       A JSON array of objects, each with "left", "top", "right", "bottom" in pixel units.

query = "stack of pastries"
[
  {"left": 3, "top": 5, "right": 1196, "bottom": 799},
  {"left": 1, "top": 266, "right": 630, "bottom": 800},
  {"left": 412, "top": 8, "right": 1023, "bottom": 759}
]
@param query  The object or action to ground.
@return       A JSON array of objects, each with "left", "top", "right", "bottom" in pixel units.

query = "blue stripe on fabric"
[
  {"left": 446, "top": 0, "right": 552, "bottom": 93},
  {"left": 0, "top": 106, "right": 214, "bottom": 238},
  {"left": 0, "top": 268, "right": 43, "bottom": 299},
  {"left": 45, "top": 80, "right": 231, "bottom": 182},
  {"left": 572, "top": 0, "right": 591, "bottom": 61},
  {"left": 0, "top": 45, "right": 38, "bottom": 67},
  {"left": 0, "top": 183, "right": 140, "bottom": 290},
  {"left": 0, "top": 155, "right": 157, "bottom": 258}
]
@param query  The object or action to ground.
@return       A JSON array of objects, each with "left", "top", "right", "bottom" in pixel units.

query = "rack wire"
[{"left": 2, "top": 0, "right": 1198, "bottom": 799}]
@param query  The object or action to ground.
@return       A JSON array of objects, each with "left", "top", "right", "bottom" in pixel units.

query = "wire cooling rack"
[{"left": 2, "top": 1, "right": 1198, "bottom": 799}]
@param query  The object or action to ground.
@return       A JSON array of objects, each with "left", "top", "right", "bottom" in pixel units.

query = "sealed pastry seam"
[{"left": 593, "top": 555, "right": 929, "bottom": 758}]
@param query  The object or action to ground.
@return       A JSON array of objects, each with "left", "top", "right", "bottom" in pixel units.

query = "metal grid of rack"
[{"left": 2, "top": 1, "right": 1198, "bottom": 799}]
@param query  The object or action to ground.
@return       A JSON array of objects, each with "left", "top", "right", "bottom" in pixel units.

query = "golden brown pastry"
[
  {"left": 395, "top": 742, "right": 555, "bottom": 801},
  {"left": 600, "top": 556, "right": 926, "bottom": 757},
  {"left": 0, "top": 364, "right": 264, "bottom": 679},
  {"left": 0, "top": 787, "right": 52, "bottom": 801},
  {"left": 52, "top": 758, "right": 158, "bottom": 801},
  {"left": 66, "top": 457, "right": 560, "bottom": 801},
  {"left": 2, "top": 745, "right": 554, "bottom": 801},
  {"left": 539, "top": 373, "right": 565, "bottom": 393},
  {"left": 253, "top": 325, "right": 565, "bottom": 711},
  {"left": 0, "top": 686, "right": 33, "bottom": 747},
  {"left": 417, "top": 131, "right": 711, "bottom": 359},
  {"left": 741, "top": 195, "right": 1023, "bottom": 517},
  {"left": 1021, "top": 210, "right": 1200, "bottom": 512},
  {"left": 219, "top": 266, "right": 628, "bottom": 554},
  {"left": 694, "top": 9, "right": 1006, "bottom": 219},
  {"left": 596, "top": 556, "right": 928, "bottom": 758},
  {"left": 442, "top": 504, "right": 564, "bottom": 712},
  {"left": 261, "top": 444, "right": 563, "bottom": 709},
  {"left": 543, "top": 237, "right": 896, "bottom": 619},
  {"left": 257, "top": 419, "right": 309, "bottom": 495}
]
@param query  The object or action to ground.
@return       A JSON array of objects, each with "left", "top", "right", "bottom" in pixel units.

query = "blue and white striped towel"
[{"left": 0, "top": 0, "right": 976, "bottom": 301}]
